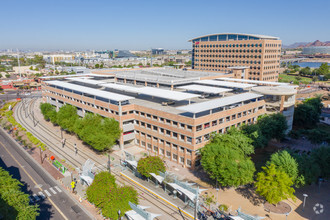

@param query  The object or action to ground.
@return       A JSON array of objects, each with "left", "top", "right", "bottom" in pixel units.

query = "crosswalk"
[{"left": 29, "top": 186, "right": 63, "bottom": 203}]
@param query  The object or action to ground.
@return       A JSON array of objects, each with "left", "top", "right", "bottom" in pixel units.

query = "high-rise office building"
[{"left": 190, "top": 33, "right": 281, "bottom": 81}]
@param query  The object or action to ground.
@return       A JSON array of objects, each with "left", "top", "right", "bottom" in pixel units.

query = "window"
[
  {"left": 173, "top": 132, "right": 178, "bottom": 139},
  {"left": 186, "top": 159, "right": 192, "bottom": 167},
  {"left": 153, "top": 115, "right": 158, "bottom": 120},
  {"left": 204, "top": 123, "right": 210, "bottom": 129},
  {"left": 180, "top": 147, "right": 185, "bottom": 152},
  {"left": 196, "top": 125, "right": 202, "bottom": 131},
  {"left": 180, "top": 157, "right": 184, "bottom": 164},
  {"left": 212, "top": 120, "right": 217, "bottom": 126},
  {"left": 153, "top": 145, "right": 158, "bottom": 153},
  {"left": 166, "top": 130, "right": 171, "bottom": 136},
  {"left": 141, "top": 141, "right": 146, "bottom": 147},
  {"left": 187, "top": 149, "right": 192, "bottom": 155},
  {"left": 147, "top": 144, "right": 152, "bottom": 150},
  {"left": 166, "top": 151, "right": 171, "bottom": 158},
  {"left": 173, "top": 121, "right": 178, "bottom": 126},
  {"left": 160, "top": 148, "right": 164, "bottom": 155},
  {"left": 219, "top": 118, "right": 224, "bottom": 124},
  {"left": 226, "top": 116, "right": 230, "bottom": 122},
  {"left": 173, "top": 154, "right": 178, "bottom": 161},
  {"left": 172, "top": 144, "right": 178, "bottom": 151}
]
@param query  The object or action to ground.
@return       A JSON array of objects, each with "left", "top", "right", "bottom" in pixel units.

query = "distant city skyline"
[{"left": 1, "top": 0, "right": 329, "bottom": 50}]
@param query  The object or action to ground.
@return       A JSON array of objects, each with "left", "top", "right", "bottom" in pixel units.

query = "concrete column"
[
  {"left": 280, "top": 95, "right": 285, "bottom": 113},
  {"left": 171, "top": 85, "right": 174, "bottom": 90},
  {"left": 145, "top": 81, "right": 147, "bottom": 86},
  {"left": 134, "top": 80, "right": 136, "bottom": 85}
]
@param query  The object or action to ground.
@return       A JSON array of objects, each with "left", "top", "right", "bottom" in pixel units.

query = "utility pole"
[
  {"left": 194, "top": 196, "right": 198, "bottom": 220},
  {"left": 17, "top": 49, "right": 21, "bottom": 79},
  {"left": 107, "top": 154, "right": 111, "bottom": 174}
]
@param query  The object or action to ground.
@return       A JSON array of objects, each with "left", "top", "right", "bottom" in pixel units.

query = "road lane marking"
[
  {"left": 44, "top": 190, "right": 51, "bottom": 197},
  {"left": 49, "top": 187, "right": 57, "bottom": 194},
  {"left": 55, "top": 186, "right": 62, "bottom": 193},
  {"left": 0, "top": 142, "right": 69, "bottom": 220}
]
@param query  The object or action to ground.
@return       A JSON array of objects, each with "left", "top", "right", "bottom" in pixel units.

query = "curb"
[{"left": 0, "top": 125, "right": 96, "bottom": 220}]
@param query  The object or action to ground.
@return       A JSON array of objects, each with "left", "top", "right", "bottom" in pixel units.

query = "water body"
[{"left": 295, "top": 62, "right": 330, "bottom": 68}]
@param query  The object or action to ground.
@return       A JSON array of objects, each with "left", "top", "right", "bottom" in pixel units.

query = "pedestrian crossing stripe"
[
  {"left": 55, "top": 186, "right": 62, "bottom": 192},
  {"left": 49, "top": 187, "right": 57, "bottom": 194},
  {"left": 44, "top": 190, "right": 51, "bottom": 197}
]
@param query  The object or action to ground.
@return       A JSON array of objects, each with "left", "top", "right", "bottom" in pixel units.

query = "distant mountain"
[{"left": 283, "top": 40, "right": 330, "bottom": 49}]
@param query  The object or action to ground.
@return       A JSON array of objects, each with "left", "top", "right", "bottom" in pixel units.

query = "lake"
[{"left": 295, "top": 62, "right": 330, "bottom": 68}]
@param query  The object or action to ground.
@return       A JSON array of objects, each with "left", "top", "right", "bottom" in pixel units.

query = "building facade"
[
  {"left": 190, "top": 33, "right": 282, "bottom": 82},
  {"left": 41, "top": 69, "right": 296, "bottom": 168}
]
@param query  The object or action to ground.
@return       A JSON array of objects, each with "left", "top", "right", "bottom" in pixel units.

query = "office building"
[
  {"left": 190, "top": 33, "right": 282, "bottom": 81},
  {"left": 152, "top": 48, "right": 165, "bottom": 55},
  {"left": 41, "top": 68, "right": 293, "bottom": 168}
]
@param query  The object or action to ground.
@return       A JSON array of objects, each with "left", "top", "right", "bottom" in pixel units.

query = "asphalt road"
[
  {"left": 0, "top": 90, "right": 42, "bottom": 102},
  {"left": 0, "top": 128, "right": 94, "bottom": 220}
]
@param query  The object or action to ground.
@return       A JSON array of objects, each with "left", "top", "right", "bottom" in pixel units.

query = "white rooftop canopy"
[
  {"left": 178, "top": 85, "right": 232, "bottom": 94},
  {"left": 103, "top": 83, "right": 200, "bottom": 101},
  {"left": 66, "top": 78, "right": 108, "bottom": 85},
  {"left": 195, "top": 79, "right": 256, "bottom": 89},
  {"left": 177, "top": 93, "right": 263, "bottom": 113},
  {"left": 46, "top": 81, "right": 134, "bottom": 102},
  {"left": 102, "top": 83, "right": 142, "bottom": 93},
  {"left": 217, "top": 77, "right": 289, "bottom": 86}
]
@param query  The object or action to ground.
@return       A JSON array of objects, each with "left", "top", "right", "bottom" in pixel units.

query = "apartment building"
[
  {"left": 41, "top": 68, "right": 294, "bottom": 168},
  {"left": 190, "top": 33, "right": 282, "bottom": 82}
]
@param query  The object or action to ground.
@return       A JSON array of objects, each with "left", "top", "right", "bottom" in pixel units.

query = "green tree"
[
  {"left": 255, "top": 164, "right": 295, "bottom": 205},
  {"left": 299, "top": 67, "right": 311, "bottom": 76},
  {"left": 310, "top": 146, "right": 330, "bottom": 178},
  {"left": 201, "top": 128, "right": 255, "bottom": 187},
  {"left": 5, "top": 74, "right": 10, "bottom": 78},
  {"left": 290, "top": 152, "right": 321, "bottom": 186},
  {"left": 241, "top": 123, "right": 268, "bottom": 149},
  {"left": 74, "top": 113, "right": 121, "bottom": 151},
  {"left": 293, "top": 97, "right": 322, "bottom": 128},
  {"left": 86, "top": 172, "right": 138, "bottom": 219},
  {"left": 317, "top": 63, "right": 330, "bottom": 75},
  {"left": 0, "top": 167, "right": 40, "bottom": 219},
  {"left": 56, "top": 104, "right": 78, "bottom": 133},
  {"left": 137, "top": 156, "right": 166, "bottom": 178},
  {"left": 267, "top": 150, "right": 300, "bottom": 185},
  {"left": 202, "top": 193, "right": 216, "bottom": 209},
  {"left": 95, "top": 64, "right": 100, "bottom": 68},
  {"left": 29, "top": 66, "right": 33, "bottom": 70},
  {"left": 258, "top": 113, "right": 288, "bottom": 141}
]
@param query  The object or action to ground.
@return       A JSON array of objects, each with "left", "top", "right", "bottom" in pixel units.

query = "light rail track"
[{"left": 15, "top": 98, "right": 192, "bottom": 220}]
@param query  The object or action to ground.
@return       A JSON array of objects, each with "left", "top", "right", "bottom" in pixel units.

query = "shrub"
[{"left": 137, "top": 156, "right": 166, "bottom": 178}]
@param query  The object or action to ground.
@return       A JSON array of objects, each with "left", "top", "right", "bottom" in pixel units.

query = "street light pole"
[
  {"left": 108, "top": 154, "right": 111, "bottom": 174},
  {"left": 303, "top": 194, "right": 308, "bottom": 211},
  {"left": 216, "top": 180, "right": 219, "bottom": 207}
]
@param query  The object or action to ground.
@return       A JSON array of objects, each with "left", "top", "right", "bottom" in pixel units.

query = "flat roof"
[
  {"left": 189, "top": 33, "right": 279, "bottom": 42},
  {"left": 176, "top": 93, "right": 263, "bottom": 113},
  {"left": 195, "top": 80, "right": 256, "bottom": 89},
  {"left": 218, "top": 77, "right": 289, "bottom": 86},
  {"left": 66, "top": 78, "right": 108, "bottom": 85},
  {"left": 103, "top": 83, "right": 200, "bottom": 101},
  {"left": 178, "top": 85, "right": 232, "bottom": 94},
  {"left": 252, "top": 86, "right": 297, "bottom": 95},
  {"left": 46, "top": 81, "right": 134, "bottom": 102},
  {"left": 40, "top": 73, "right": 114, "bottom": 79}
]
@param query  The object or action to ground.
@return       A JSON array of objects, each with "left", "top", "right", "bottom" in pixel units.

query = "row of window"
[
  {"left": 194, "top": 43, "right": 263, "bottom": 48},
  {"left": 195, "top": 49, "right": 262, "bottom": 53},
  {"left": 135, "top": 111, "right": 193, "bottom": 131},
  {"left": 196, "top": 54, "right": 262, "bottom": 59},
  {"left": 196, "top": 117, "right": 257, "bottom": 144},
  {"left": 135, "top": 122, "right": 192, "bottom": 144},
  {"left": 265, "top": 43, "right": 281, "bottom": 47},
  {"left": 138, "top": 140, "right": 192, "bottom": 167},
  {"left": 196, "top": 59, "right": 262, "bottom": 65}
]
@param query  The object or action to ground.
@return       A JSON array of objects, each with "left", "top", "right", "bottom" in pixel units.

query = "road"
[
  {"left": 0, "top": 128, "right": 94, "bottom": 220},
  {"left": 14, "top": 97, "right": 194, "bottom": 219},
  {"left": 0, "top": 90, "right": 42, "bottom": 102}
]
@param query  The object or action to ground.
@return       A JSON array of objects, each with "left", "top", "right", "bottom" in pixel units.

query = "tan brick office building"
[
  {"left": 41, "top": 68, "right": 295, "bottom": 169},
  {"left": 190, "top": 33, "right": 282, "bottom": 81}
]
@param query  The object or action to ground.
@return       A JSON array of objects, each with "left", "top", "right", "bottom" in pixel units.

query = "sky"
[{"left": 1, "top": 0, "right": 329, "bottom": 51}]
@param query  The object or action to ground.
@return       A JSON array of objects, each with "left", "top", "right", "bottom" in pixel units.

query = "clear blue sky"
[{"left": 1, "top": 0, "right": 329, "bottom": 50}]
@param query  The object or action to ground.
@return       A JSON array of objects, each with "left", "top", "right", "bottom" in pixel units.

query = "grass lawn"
[{"left": 279, "top": 74, "right": 312, "bottom": 84}]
